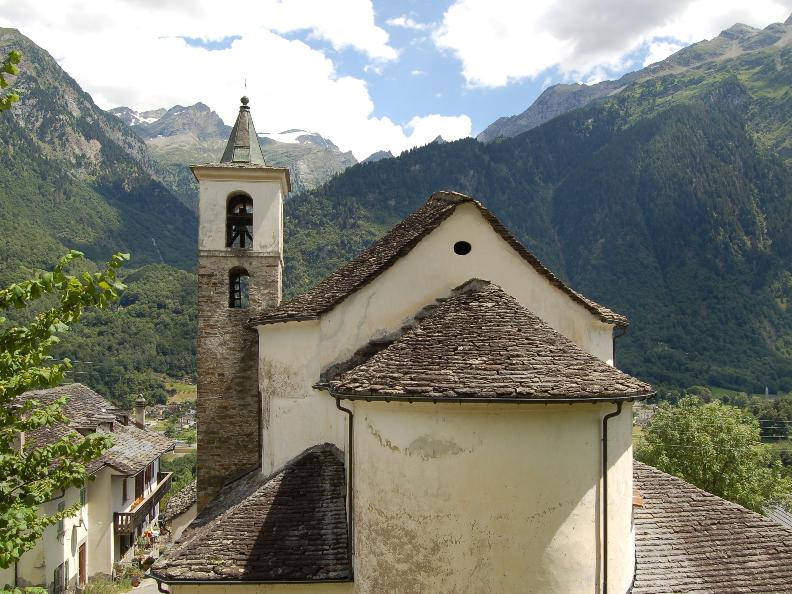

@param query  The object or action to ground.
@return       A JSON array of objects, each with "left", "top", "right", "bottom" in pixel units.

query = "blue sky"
[{"left": 2, "top": 0, "right": 790, "bottom": 158}]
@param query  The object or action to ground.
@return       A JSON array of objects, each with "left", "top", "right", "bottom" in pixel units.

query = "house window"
[
  {"left": 229, "top": 268, "right": 250, "bottom": 309},
  {"left": 53, "top": 562, "right": 65, "bottom": 594},
  {"left": 226, "top": 194, "right": 253, "bottom": 248},
  {"left": 135, "top": 472, "right": 144, "bottom": 500},
  {"left": 57, "top": 501, "right": 65, "bottom": 534},
  {"left": 122, "top": 478, "right": 127, "bottom": 504},
  {"left": 80, "top": 484, "right": 86, "bottom": 507}
]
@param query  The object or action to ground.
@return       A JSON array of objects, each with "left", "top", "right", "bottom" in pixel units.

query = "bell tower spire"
[
  {"left": 220, "top": 96, "right": 266, "bottom": 165},
  {"left": 192, "top": 97, "right": 291, "bottom": 509}
]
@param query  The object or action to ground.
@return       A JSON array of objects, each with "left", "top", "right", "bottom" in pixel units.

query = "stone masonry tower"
[{"left": 193, "top": 97, "right": 290, "bottom": 509}]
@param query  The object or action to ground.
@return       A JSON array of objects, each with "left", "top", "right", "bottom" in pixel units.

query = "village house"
[
  {"left": 2, "top": 385, "right": 175, "bottom": 593},
  {"left": 151, "top": 99, "right": 792, "bottom": 593}
]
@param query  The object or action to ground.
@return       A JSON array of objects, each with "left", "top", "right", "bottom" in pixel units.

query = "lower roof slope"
[
  {"left": 161, "top": 480, "right": 197, "bottom": 524},
  {"left": 22, "top": 384, "right": 174, "bottom": 475},
  {"left": 633, "top": 462, "right": 792, "bottom": 593},
  {"left": 252, "top": 191, "right": 628, "bottom": 327},
  {"left": 151, "top": 444, "right": 351, "bottom": 583},
  {"left": 324, "top": 280, "right": 651, "bottom": 401}
]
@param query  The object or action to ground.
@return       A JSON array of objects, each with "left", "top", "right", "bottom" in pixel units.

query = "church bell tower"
[{"left": 193, "top": 97, "right": 290, "bottom": 509}]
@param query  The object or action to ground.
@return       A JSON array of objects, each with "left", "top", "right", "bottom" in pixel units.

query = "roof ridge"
[{"left": 251, "top": 191, "right": 627, "bottom": 327}]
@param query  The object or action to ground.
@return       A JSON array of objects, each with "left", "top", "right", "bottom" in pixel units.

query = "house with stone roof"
[
  {"left": 151, "top": 98, "right": 792, "bottom": 593},
  {"left": 1, "top": 384, "right": 175, "bottom": 593}
]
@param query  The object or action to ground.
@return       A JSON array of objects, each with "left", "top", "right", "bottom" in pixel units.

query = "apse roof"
[{"left": 323, "top": 279, "right": 650, "bottom": 402}]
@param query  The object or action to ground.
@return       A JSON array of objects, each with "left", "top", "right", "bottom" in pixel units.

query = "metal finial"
[{"left": 241, "top": 96, "right": 249, "bottom": 106}]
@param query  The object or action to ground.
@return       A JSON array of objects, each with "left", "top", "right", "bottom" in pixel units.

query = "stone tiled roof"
[
  {"left": 151, "top": 444, "right": 351, "bottom": 583},
  {"left": 161, "top": 480, "right": 197, "bottom": 524},
  {"left": 220, "top": 97, "right": 266, "bottom": 165},
  {"left": 21, "top": 384, "right": 175, "bottom": 475},
  {"left": 633, "top": 461, "right": 792, "bottom": 593},
  {"left": 324, "top": 280, "right": 651, "bottom": 401},
  {"left": 251, "top": 191, "right": 628, "bottom": 327}
]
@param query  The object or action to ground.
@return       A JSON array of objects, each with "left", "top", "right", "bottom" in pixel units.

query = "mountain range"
[
  {"left": 109, "top": 103, "right": 357, "bottom": 209},
  {"left": 478, "top": 16, "right": 792, "bottom": 145},
  {"left": 1, "top": 15, "right": 792, "bottom": 404}
]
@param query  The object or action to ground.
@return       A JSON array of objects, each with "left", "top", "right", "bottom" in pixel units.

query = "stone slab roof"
[
  {"left": 221, "top": 97, "right": 266, "bottom": 165},
  {"left": 633, "top": 461, "right": 792, "bottom": 593},
  {"left": 251, "top": 191, "right": 628, "bottom": 327},
  {"left": 22, "top": 384, "right": 175, "bottom": 476},
  {"left": 161, "top": 480, "right": 197, "bottom": 524},
  {"left": 151, "top": 444, "right": 351, "bottom": 584},
  {"left": 324, "top": 280, "right": 651, "bottom": 401}
]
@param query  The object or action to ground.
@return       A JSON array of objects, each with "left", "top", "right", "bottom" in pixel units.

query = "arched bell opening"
[
  {"left": 226, "top": 194, "right": 253, "bottom": 248},
  {"left": 229, "top": 267, "right": 250, "bottom": 309}
]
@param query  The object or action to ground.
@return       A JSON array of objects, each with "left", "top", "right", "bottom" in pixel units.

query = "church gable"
[{"left": 252, "top": 191, "right": 627, "bottom": 328}]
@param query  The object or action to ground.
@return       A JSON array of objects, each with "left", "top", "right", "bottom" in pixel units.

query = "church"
[{"left": 151, "top": 98, "right": 792, "bottom": 593}]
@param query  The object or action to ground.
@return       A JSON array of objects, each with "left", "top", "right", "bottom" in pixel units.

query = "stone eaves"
[
  {"left": 633, "top": 461, "right": 792, "bottom": 593},
  {"left": 323, "top": 280, "right": 651, "bottom": 402},
  {"left": 151, "top": 444, "right": 351, "bottom": 583}
]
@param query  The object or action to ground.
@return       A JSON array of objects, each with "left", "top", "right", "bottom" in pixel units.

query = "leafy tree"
[
  {"left": 636, "top": 397, "right": 792, "bottom": 513},
  {"left": 0, "top": 250, "right": 128, "bottom": 569},
  {"left": 0, "top": 51, "right": 21, "bottom": 111}
]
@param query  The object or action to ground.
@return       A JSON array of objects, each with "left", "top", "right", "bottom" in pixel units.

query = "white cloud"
[
  {"left": 0, "top": 0, "right": 472, "bottom": 160},
  {"left": 434, "top": 0, "right": 792, "bottom": 87},
  {"left": 385, "top": 16, "right": 430, "bottom": 31},
  {"left": 410, "top": 69, "right": 426, "bottom": 76},
  {"left": 643, "top": 41, "right": 685, "bottom": 66}
]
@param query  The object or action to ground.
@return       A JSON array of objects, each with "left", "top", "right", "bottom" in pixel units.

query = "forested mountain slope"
[
  {"left": 0, "top": 28, "right": 197, "bottom": 275},
  {"left": 284, "top": 36, "right": 792, "bottom": 394},
  {"left": 0, "top": 28, "right": 198, "bottom": 405}
]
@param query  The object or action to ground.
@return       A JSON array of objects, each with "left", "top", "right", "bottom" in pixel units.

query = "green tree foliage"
[
  {"left": 636, "top": 397, "right": 792, "bottom": 512},
  {"left": 52, "top": 265, "right": 197, "bottom": 407},
  {"left": 160, "top": 453, "right": 196, "bottom": 512},
  {"left": 0, "top": 250, "right": 127, "bottom": 569},
  {"left": 0, "top": 50, "right": 21, "bottom": 112}
]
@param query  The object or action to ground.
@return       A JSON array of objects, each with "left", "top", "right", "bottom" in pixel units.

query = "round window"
[{"left": 453, "top": 241, "right": 472, "bottom": 255}]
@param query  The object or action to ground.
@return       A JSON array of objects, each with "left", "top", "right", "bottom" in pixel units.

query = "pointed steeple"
[{"left": 221, "top": 96, "right": 266, "bottom": 165}]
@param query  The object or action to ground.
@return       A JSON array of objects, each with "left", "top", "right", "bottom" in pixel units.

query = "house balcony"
[{"left": 114, "top": 472, "right": 172, "bottom": 535}]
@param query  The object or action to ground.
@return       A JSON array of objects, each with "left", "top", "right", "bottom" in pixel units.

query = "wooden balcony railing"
[{"left": 114, "top": 472, "right": 172, "bottom": 535}]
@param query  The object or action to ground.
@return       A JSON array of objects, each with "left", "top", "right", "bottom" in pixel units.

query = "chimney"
[
  {"left": 13, "top": 430, "right": 24, "bottom": 453},
  {"left": 134, "top": 396, "right": 146, "bottom": 429}
]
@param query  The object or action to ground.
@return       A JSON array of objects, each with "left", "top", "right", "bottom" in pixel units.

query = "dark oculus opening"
[{"left": 453, "top": 241, "right": 472, "bottom": 255}]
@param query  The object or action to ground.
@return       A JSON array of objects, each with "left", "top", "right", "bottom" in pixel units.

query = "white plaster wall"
[
  {"left": 39, "top": 486, "right": 86, "bottom": 589},
  {"left": 0, "top": 565, "right": 14, "bottom": 588},
  {"left": 88, "top": 468, "right": 115, "bottom": 576},
  {"left": 171, "top": 584, "right": 352, "bottom": 594},
  {"left": 318, "top": 203, "right": 615, "bottom": 375},
  {"left": 258, "top": 321, "right": 346, "bottom": 474},
  {"left": 2, "top": 540, "right": 44, "bottom": 588},
  {"left": 168, "top": 504, "right": 198, "bottom": 541},
  {"left": 350, "top": 401, "right": 634, "bottom": 594},
  {"left": 198, "top": 179, "right": 283, "bottom": 254}
]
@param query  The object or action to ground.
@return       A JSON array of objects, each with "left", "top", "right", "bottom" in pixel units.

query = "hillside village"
[{"left": 3, "top": 5, "right": 792, "bottom": 594}]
